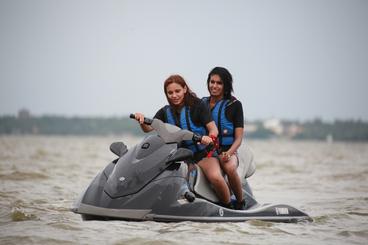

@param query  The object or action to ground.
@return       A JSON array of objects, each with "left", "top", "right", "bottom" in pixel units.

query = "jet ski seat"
[{"left": 193, "top": 145, "right": 256, "bottom": 203}]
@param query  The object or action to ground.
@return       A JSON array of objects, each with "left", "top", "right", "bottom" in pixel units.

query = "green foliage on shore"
[
  {"left": 0, "top": 115, "right": 144, "bottom": 136},
  {"left": 246, "top": 118, "right": 368, "bottom": 141},
  {"left": 294, "top": 119, "right": 368, "bottom": 141},
  {"left": 1, "top": 116, "right": 368, "bottom": 141}
]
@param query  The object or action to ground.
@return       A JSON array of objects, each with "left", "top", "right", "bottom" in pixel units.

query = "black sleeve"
[
  {"left": 154, "top": 107, "right": 166, "bottom": 122},
  {"left": 226, "top": 100, "right": 244, "bottom": 128}
]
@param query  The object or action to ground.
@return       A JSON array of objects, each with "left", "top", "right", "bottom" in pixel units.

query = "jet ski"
[{"left": 71, "top": 115, "right": 312, "bottom": 223}]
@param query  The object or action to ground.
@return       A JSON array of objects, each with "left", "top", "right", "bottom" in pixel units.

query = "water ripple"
[
  {"left": 0, "top": 170, "right": 48, "bottom": 181},
  {"left": 10, "top": 208, "right": 39, "bottom": 222},
  {"left": 1, "top": 136, "right": 367, "bottom": 245}
]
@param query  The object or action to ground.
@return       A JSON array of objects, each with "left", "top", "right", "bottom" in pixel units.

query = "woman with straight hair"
[{"left": 202, "top": 67, "right": 246, "bottom": 209}]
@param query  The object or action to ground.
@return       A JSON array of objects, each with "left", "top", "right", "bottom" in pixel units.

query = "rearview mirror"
[
  {"left": 166, "top": 148, "right": 193, "bottom": 163},
  {"left": 110, "top": 142, "right": 128, "bottom": 157}
]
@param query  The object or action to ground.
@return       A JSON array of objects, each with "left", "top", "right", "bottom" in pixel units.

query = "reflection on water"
[{"left": 0, "top": 136, "right": 367, "bottom": 245}]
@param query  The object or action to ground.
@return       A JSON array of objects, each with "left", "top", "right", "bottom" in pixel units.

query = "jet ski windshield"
[
  {"left": 104, "top": 135, "right": 174, "bottom": 198},
  {"left": 151, "top": 119, "right": 194, "bottom": 144},
  {"left": 102, "top": 118, "right": 197, "bottom": 199}
]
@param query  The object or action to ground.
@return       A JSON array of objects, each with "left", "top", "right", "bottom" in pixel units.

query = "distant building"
[
  {"left": 286, "top": 124, "right": 304, "bottom": 138},
  {"left": 263, "top": 118, "right": 283, "bottom": 135},
  {"left": 244, "top": 123, "right": 258, "bottom": 133},
  {"left": 326, "top": 134, "right": 334, "bottom": 144},
  {"left": 18, "top": 108, "right": 31, "bottom": 119}
]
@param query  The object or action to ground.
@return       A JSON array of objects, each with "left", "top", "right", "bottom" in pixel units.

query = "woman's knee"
[
  {"left": 203, "top": 168, "right": 221, "bottom": 182},
  {"left": 222, "top": 161, "right": 237, "bottom": 175},
  {"left": 204, "top": 168, "right": 224, "bottom": 185}
]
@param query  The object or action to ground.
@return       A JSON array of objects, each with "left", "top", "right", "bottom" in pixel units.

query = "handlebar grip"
[
  {"left": 129, "top": 113, "right": 153, "bottom": 125},
  {"left": 192, "top": 133, "right": 202, "bottom": 143},
  {"left": 143, "top": 118, "right": 153, "bottom": 125}
]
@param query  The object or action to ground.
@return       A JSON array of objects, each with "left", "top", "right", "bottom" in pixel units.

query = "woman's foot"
[
  {"left": 235, "top": 199, "right": 246, "bottom": 210},
  {"left": 221, "top": 202, "right": 234, "bottom": 209}
]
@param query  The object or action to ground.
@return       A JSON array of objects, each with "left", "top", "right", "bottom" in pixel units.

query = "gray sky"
[{"left": 1, "top": 0, "right": 367, "bottom": 121}]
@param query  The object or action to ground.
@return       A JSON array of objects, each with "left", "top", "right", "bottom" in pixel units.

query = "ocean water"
[{"left": 0, "top": 135, "right": 367, "bottom": 245}]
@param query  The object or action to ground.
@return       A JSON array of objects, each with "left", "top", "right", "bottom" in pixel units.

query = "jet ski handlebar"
[
  {"left": 130, "top": 113, "right": 205, "bottom": 144},
  {"left": 129, "top": 113, "right": 153, "bottom": 125},
  {"left": 192, "top": 133, "right": 202, "bottom": 143}
]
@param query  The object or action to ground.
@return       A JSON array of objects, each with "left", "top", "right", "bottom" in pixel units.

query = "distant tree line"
[
  {"left": 293, "top": 119, "right": 368, "bottom": 141},
  {"left": 246, "top": 119, "right": 368, "bottom": 141},
  {"left": 0, "top": 116, "right": 144, "bottom": 136},
  {"left": 1, "top": 116, "right": 368, "bottom": 141}
]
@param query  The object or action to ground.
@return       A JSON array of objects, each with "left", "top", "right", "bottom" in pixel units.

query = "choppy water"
[{"left": 0, "top": 135, "right": 367, "bottom": 245}]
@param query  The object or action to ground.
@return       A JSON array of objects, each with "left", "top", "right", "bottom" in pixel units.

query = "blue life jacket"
[
  {"left": 165, "top": 106, "right": 207, "bottom": 153},
  {"left": 203, "top": 97, "right": 234, "bottom": 146}
]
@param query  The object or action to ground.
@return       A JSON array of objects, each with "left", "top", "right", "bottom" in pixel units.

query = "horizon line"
[{"left": 1, "top": 112, "right": 367, "bottom": 123}]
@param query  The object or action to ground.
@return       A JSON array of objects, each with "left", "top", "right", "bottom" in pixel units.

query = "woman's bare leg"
[
  {"left": 197, "top": 157, "right": 230, "bottom": 204},
  {"left": 220, "top": 155, "right": 243, "bottom": 203}
]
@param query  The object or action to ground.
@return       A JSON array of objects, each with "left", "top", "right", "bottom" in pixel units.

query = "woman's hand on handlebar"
[
  {"left": 133, "top": 113, "right": 145, "bottom": 124},
  {"left": 200, "top": 135, "right": 213, "bottom": 145}
]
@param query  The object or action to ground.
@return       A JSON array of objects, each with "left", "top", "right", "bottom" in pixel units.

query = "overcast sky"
[{"left": 0, "top": 0, "right": 367, "bottom": 121}]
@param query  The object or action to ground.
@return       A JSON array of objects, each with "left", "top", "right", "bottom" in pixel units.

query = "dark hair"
[
  {"left": 207, "top": 67, "right": 233, "bottom": 99},
  {"left": 164, "top": 74, "right": 198, "bottom": 108}
]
